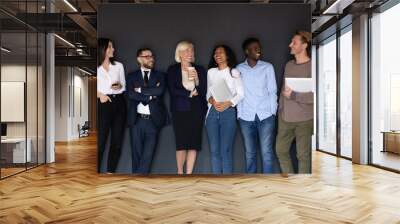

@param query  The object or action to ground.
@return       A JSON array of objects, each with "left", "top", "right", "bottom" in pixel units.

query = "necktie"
[{"left": 144, "top": 70, "right": 149, "bottom": 86}]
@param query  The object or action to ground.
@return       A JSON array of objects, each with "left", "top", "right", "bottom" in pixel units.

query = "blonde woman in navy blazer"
[{"left": 167, "top": 41, "right": 207, "bottom": 174}]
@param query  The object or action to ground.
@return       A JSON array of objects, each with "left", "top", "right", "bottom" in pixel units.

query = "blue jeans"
[
  {"left": 239, "top": 115, "right": 278, "bottom": 173},
  {"left": 206, "top": 107, "right": 237, "bottom": 174}
]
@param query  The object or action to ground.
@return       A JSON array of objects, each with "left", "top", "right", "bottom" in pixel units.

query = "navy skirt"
[{"left": 172, "top": 98, "right": 204, "bottom": 151}]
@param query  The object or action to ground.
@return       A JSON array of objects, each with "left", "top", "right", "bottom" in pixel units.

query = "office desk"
[
  {"left": 1, "top": 138, "right": 32, "bottom": 163},
  {"left": 382, "top": 131, "right": 400, "bottom": 154}
]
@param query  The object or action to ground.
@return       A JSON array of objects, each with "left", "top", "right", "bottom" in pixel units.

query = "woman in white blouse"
[
  {"left": 206, "top": 45, "right": 244, "bottom": 174},
  {"left": 97, "top": 38, "right": 126, "bottom": 173}
]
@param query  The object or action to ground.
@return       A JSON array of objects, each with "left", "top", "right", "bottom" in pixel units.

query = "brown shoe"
[{"left": 281, "top": 173, "right": 289, "bottom": 178}]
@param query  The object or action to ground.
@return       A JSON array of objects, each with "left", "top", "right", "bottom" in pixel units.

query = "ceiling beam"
[
  {"left": 52, "top": 0, "right": 97, "bottom": 47},
  {"left": 55, "top": 55, "right": 96, "bottom": 71},
  {"left": 66, "top": 13, "right": 97, "bottom": 46}
]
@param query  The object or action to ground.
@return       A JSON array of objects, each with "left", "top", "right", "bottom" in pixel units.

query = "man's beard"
[{"left": 143, "top": 63, "right": 154, "bottom": 69}]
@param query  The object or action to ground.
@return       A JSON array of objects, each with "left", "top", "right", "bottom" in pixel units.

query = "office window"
[
  {"left": 317, "top": 36, "right": 337, "bottom": 154},
  {"left": 370, "top": 2, "right": 400, "bottom": 171},
  {"left": 339, "top": 28, "right": 352, "bottom": 158}
]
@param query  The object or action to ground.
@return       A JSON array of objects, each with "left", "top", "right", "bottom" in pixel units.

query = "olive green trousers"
[{"left": 276, "top": 116, "right": 313, "bottom": 174}]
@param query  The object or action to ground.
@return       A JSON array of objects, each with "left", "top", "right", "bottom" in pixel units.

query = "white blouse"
[
  {"left": 206, "top": 67, "right": 244, "bottom": 108},
  {"left": 97, "top": 61, "right": 126, "bottom": 95}
]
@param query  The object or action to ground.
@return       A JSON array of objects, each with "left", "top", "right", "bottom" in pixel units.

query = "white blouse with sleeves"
[
  {"left": 97, "top": 61, "right": 126, "bottom": 95},
  {"left": 206, "top": 67, "right": 244, "bottom": 109}
]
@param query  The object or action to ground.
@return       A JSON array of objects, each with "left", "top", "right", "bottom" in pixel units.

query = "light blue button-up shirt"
[{"left": 236, "top": 59, "right": 278, "bottom": 122}]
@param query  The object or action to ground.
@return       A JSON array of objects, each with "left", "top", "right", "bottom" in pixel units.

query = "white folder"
[
  {"left": 285, "top": 78, "right": 313, "bottom": 93},
  {"left": 210, "top": 79, "right": 233, "bottom": 102}
]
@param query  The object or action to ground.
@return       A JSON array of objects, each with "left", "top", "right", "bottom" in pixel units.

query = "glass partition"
[
  {"left": 27, "top": 30, "right": 38, "bottom": 169},
  {"left": 0, "top": 1, "right": 46, "bottom": 179},
  {"left": 1, "top": 30, "right": 28, "bottom": 177},
  {"left": 317, "top": 35, "right": 337, "bottom": 155}
]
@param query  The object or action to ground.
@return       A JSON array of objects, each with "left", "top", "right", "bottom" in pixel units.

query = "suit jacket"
[
  {"left": 126, "top": 69, "right": 169, "bottom": 128},
  {"left": 166, "top": 63, "right": 207, "bottom": 115}
]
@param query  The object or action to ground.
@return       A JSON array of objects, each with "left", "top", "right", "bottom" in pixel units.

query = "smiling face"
[
  {"left": 137, "top": 50, "right": 155, "bottom": 69},
  {"left": 213, "top": 47, "right": 227, "bottom": 66},
  {"left": 105, "top": 41, "right": 114, "bottom": 59},
  {"left": 245, "top": 41, "right": 262, "bottom": 61},
  {"left": 179, "top": 45, "right": 195, "bottom": 64},
  {"left": 289, "top": 35, "right": 308, "bottom": 56}
]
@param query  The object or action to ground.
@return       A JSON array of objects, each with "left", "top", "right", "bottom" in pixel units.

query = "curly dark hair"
[{"left": 208, "top": 44, "right": 238, "bottom": 76}]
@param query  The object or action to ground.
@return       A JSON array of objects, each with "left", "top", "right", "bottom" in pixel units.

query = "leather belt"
[
  {"left": 138, "top": 113, "right": 151, "bottom": 119},
  {"left": 107, "top": 94, "right": 121, "bottom": 98}
]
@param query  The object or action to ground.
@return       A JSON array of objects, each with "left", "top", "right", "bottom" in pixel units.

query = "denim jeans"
[
  {"left": 239, "top": 115, "right": 278, "bottom": 173},
  {"left": 206, "top": 107, "right": 237, "bottom": 174}
]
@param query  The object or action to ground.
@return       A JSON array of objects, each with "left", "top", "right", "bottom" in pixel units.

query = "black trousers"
[
  {"left": 97, "top": 94, "right": 126, "bottom": 173},
  {"left": 129, "top": 116, "right": 159, "bottom": 174}
]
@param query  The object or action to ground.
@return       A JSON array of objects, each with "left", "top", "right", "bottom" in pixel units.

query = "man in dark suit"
[{"left": 126, "top": 48, "right": 168, "bottom": 174}]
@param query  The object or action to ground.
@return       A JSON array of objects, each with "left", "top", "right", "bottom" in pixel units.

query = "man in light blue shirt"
[{"left": 236, "top": 37, "right": 279, "bottom": 173}]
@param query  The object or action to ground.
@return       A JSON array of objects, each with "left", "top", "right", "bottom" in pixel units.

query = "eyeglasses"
[{"left": 139, "top": 55, "right": 154, "bottom": 59}]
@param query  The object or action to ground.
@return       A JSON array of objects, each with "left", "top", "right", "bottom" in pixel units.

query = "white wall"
[
  {"left": 71, "top": 71, "right": 89, "bottom": 139},
  {"left": 1, "top": 65, "right": 26, "bottom": 138},
  {"left": 55, "top": 67, "right": 89, "bottom": 141},
  {"left": 55, "top": 66, "right": 69, "bottom": 141},
  {"left": 1, "top": 64, "right": 42, "bottom": 138},
  {"left": 1, "top": 64, "right": 46, "bottom": 164}
]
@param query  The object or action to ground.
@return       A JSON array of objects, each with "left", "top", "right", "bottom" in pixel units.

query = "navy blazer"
[
  {"left": 166, "top": 63, "right": 208, "bottom": 115},
  {"left": 126, "top": 69, "right": 169, "bottom": 128}
]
